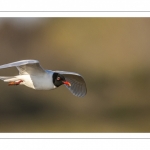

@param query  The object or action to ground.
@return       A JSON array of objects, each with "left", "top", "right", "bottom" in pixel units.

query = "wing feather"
[
  {"left": 55, "top": 71, "right": 87, "bottom": 97},
  {"left": 0, "top": 60, "right": 45, "bottom": 75}
]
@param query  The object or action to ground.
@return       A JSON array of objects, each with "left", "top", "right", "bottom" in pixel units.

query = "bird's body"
[
  {"left": 6, "top": 72, "right": 55, "bottom": 90},
  {"left": 0, "top": 60, "right": 87, "bottom": 97}
]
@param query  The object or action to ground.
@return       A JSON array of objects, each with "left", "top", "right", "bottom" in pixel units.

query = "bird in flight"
[{"left": 0, "top": 60, "right": 87, "bottom": 97}]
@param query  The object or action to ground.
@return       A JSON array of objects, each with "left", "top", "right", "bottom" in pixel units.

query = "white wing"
[
  {"left": 0, "top": 60, "right": 45, "bottom": 75},
  {"left": 55, "top": 71, "right": 87, "bottom": 97}
]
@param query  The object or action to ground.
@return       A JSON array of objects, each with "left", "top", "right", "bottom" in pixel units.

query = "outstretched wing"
[
  {"left": 55, "top": 71, "right": 87, "bottom": 97},
  {"left": 0, "top": 60, "right": 45, "bottom": 76}
]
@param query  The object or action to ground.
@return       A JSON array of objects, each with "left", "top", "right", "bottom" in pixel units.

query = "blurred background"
[{"left": 0, "top": 18, "right": 150, "bottom": 132}]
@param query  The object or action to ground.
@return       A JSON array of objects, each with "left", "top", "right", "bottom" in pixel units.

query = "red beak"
[{"left": 62, "top": 81, "right": 71, "bottom": 86}]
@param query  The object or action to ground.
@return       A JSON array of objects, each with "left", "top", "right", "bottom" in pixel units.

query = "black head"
[
  {"left": 53, "top": 73, "right": 71, "bottom": 87},
  {"left": 53, "top": 73, "right": 65, "bottom": 87}
]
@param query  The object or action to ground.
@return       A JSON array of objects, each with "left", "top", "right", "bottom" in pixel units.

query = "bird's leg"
[{"left": 8, "top": 80, "right": 23, "bottom": 86}]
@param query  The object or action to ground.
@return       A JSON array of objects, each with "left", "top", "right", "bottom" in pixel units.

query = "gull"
[{"left": 0, "top": 60, "right": 87, "bottom": 97}]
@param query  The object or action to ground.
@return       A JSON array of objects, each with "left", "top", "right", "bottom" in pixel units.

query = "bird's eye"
[{"left": 57, "top": 77, "right": 60, "bottom": 80}]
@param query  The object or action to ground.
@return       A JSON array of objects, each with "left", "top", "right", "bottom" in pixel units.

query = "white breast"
[
  {"left": 29, "top": 72, "right": 56, "bottom": 90},
  {"left": 15, "top": 71, "right": 55, "bottom": 90}
]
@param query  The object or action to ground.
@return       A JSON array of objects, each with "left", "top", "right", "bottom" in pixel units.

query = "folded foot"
[{"left": 8, "top": 80, "right": 23, "bottom": 86}]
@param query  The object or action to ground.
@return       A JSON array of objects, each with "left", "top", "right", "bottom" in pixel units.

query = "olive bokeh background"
[{"left": 0, "top": 18, "right": 150, "bottom": 132}]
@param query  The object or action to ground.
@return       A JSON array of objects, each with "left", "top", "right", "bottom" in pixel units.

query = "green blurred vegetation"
[{"left": 0, "top": 18, "right": 150, "bottom": 132}]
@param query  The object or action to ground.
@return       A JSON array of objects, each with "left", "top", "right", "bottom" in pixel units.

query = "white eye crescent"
[{"left": 57, "top": 77, "right": 60, "bottom": 80}]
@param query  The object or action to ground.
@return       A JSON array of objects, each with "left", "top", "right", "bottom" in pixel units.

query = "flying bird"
[{"left": 0, "top": 60, "right": 87, "bottom": 97}]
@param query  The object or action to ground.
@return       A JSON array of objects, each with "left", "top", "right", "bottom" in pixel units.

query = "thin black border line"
[
  {"left": 0, "top": 138, "right": 150, "bottom": 139},
  {"left": 0, "top": 11, "right": 150, "bottom": 12}
]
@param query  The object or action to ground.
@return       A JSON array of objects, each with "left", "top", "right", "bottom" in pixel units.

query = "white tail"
[{"left": 0, "top": 76, "right": 18, "bottom": 82}]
